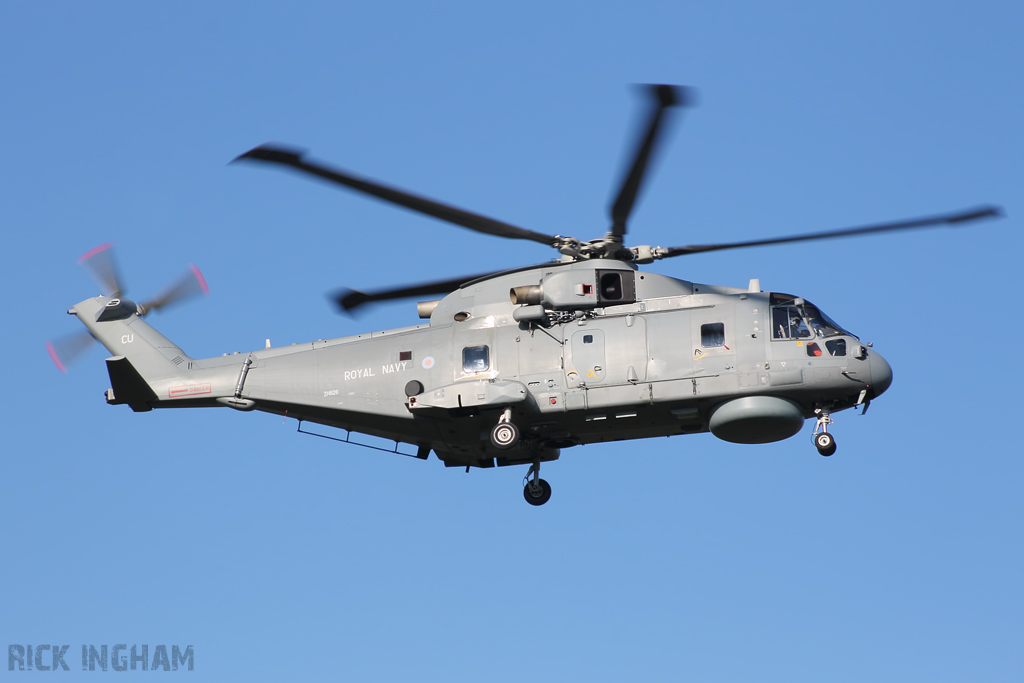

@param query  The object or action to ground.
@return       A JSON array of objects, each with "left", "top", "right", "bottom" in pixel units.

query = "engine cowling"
[{"left": 510, "top": 269, "right": 636, "bottom": 311}]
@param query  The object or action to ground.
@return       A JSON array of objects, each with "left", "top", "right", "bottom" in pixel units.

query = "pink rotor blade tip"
[
  {"left": 189, "top": 264, "right": 210, "bottom": 296},
  {"left": 46, "top": 340, "right": 68, "bottom": 373},
  {"left": 77, "top": 242, "right": 114, "bottom": 264}
]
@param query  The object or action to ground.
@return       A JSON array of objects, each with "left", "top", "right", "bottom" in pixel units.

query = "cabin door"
[{"left": 565, "top": 315, "right": 648, "bottom": 409}]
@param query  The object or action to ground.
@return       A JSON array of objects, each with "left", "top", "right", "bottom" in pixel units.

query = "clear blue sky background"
[{"left": 2, "top": 2, "right": 1021, "bottom": 681}]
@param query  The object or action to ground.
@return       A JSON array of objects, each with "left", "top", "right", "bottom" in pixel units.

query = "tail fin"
[
  {"left": 70, "top": 295, "right": 192, "bottom": 376},
  {"left": 70, "top": 295, "right": 248, "bottom": 411}
]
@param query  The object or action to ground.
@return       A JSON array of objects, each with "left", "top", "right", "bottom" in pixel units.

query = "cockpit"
[{"left": 770, "top": 293, "right": 855, "bottom": 341}]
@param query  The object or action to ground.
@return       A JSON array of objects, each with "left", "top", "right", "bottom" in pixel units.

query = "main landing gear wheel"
[
  {"left": 524, "top": 478, "right": 552, "bottom": 506},
  {"left": 523, "top": 459, "right": 551, "bottom": 506},
  {"left": 490, "top": 422, "right": 520, "bottom": 449},
  {"left": 815, "top": 431, "right": 836, "bottom": 456}
]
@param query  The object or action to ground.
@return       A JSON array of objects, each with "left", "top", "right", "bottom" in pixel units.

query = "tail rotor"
[
  {"left": 48, "top": 243, "right": 210, "bottom": 371},
  {"left": 45, "top": 332, "right": 98, "bottom": 373},
  {"left": 137, "top": 264, "right": 209, "bottom": 317},
  {"left": 77, "top": 242, "right": 124, "bottom": 298}
]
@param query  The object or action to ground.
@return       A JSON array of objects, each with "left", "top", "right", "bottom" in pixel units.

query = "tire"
[
  {"left": 523, "top": 478, "right": 552, "bottom": 506},
  {"left": 815, "top": 432, "right": 836, "bottom": 456},
  {"left": 490, "top": 422, "right": 520, "bottom": 450}
]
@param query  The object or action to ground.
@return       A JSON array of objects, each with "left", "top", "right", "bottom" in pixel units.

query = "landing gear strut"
[
  {"left": 490, "top": 408, "right": 520, "bottom": 450},
  {"left": 523, "top": 459, "right": 552, "bottom": 506},
  {"left": 813, "top": 408, "right": 837, "bottom": 456}
]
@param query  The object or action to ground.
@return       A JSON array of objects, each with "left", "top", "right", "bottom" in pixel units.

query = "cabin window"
[
  {"left": 701, "top": 323, "right": 725, "bottom": 348},
  {"left": 806, "top": 342, "right": 823, "bottom": 357},
  {"left": 825, "top": 339, "right": 846, "bottom": 357},
  {"left": 583, "top": 334, "right": 594, "bottom": 344},
  {"left": 399, "top": 351, "right": 413, "bottom": 361},
  {"left": 462, "top": 345, "right": 490, "bottom": 373}
]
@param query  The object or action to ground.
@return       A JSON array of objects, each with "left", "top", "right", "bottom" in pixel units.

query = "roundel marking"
[{"left": 422, "top": 356, "right": 435, "bottom": 369}]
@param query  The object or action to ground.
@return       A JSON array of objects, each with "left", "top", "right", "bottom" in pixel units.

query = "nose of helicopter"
[{"left": 869, "top": 350, "right": 893, "bottom": 397}]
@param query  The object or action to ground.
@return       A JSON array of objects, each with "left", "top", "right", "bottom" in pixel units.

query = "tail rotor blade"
[
  {"left": 139, "top": 264, "right": 210, "bottom": 315},
  {"left": 46, "top": 332, "right": 97, "bottom": 373},
  {"left": 78, "top": 243, "right": 124, "bottom": 298}
]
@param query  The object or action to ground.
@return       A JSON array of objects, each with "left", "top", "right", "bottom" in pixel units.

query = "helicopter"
[{"left": 51, "top": 84, "right": 1001, "bottom": 506}]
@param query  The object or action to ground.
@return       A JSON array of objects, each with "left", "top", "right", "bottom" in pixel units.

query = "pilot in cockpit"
[{"left": 790, "top": 313, "right": 812, "bottom": 338}]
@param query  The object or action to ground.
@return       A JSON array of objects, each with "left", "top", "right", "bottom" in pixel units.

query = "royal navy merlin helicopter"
[{"left": 52, "top": 85, "right": 1001, "bottom": 506}]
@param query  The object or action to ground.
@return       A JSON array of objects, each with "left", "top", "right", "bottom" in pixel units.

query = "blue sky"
[{"left": 2, "top": 2, "right": 1022, "bottom": 681}]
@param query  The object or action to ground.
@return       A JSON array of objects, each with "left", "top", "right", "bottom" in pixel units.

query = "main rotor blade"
[
  {"left": 235, "top": 145, "right": 559, "bottom": 246},
  {"left": 656, "top": 205, "right": 1003, "bottom": 258},
  {"left": 332, "top": 271, "right": 499, "bottom": 314},
  {"left": 609, "top": 84, "right": 690, "bottom": 238},
  {"left": 78, "top": 242, "right": 124, "bottom": 298},
  {"left": 139, "top": 264, "right": 209, "bottom": 315}
]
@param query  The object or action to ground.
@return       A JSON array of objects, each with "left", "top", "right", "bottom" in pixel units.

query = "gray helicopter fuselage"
[
  {"left": 56, "top": 84, "right": 996, "bottom": 506},
  {"left": 72, "top": 258, "right": 892, "bottom": 469}
]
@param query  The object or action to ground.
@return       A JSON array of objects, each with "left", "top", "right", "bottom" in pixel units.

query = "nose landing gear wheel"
[
  {"left": 812, "top": 408, "right": 837, "bottom": 456},
  {"left": 490, "top": 422, "right": 520, "bottom": 449},
  {"left": 815, "top": 431, "right": 836, "bottom": 456},
  {"left": 523, "top": 478, "right": 552, "bottom": 506}
]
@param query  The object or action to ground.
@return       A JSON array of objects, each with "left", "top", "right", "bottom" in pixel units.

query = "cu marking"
[{"left": 121, "top": 334, "right": 134, "bottom": 344}]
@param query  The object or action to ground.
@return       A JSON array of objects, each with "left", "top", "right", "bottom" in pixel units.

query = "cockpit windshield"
[{"left": 770, "top": 294, "right": 855, "bottom": 340}]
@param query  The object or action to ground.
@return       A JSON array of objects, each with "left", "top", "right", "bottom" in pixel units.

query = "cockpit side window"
[
  {"left": 772, "top": 306, "right": 811, "bottom": 339},
  {"left": 825, "top": 339, "right": 846, "bottom": 356},
  {"left": 772, "top": 306, "right": 788, "bottom": 339}
]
